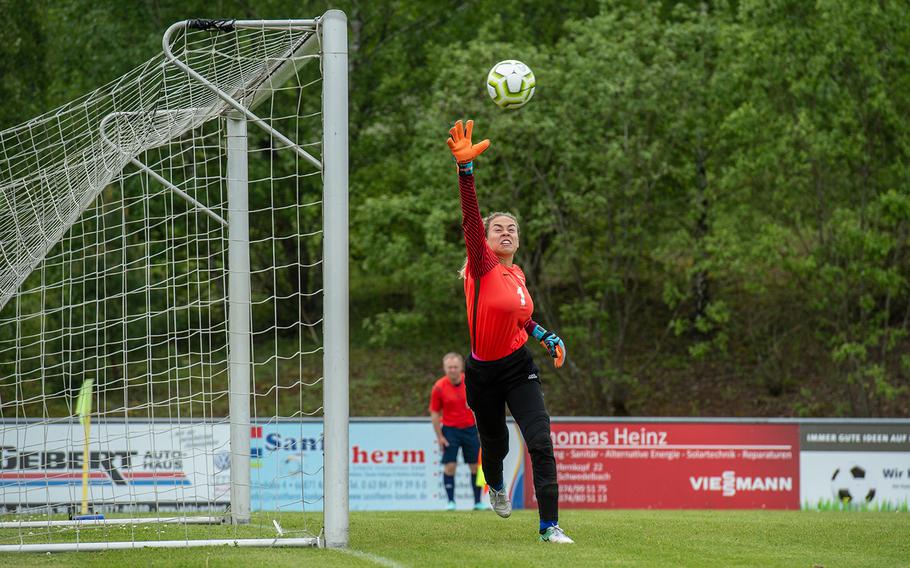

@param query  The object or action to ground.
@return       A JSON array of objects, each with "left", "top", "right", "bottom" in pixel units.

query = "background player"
[{"left": 429, "top": 352, "right": 485, "bottom": 511}]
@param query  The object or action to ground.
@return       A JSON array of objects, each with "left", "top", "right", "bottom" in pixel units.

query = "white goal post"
[{"left": 0, "top": 11, "right": 348, "bottom": 552}]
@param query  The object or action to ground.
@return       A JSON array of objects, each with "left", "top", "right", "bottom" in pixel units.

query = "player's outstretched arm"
[
  {"left": 447, "top": 119, "right": 498, "bottom": 277},
  {"left": 524, "top": 319, "right": 567, "bottom": 368}
]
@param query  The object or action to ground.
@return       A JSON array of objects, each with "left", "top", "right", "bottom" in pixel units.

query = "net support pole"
[
  {"left": 227, "top": 112, "right": 252, "bottom": 525},
  {"left": 321, "top": 9, "right": 350, "bottom": 549}
]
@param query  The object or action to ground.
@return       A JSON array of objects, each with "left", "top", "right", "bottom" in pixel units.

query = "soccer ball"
[
  {"left": 486, "top": 60, "right": 536, "bottom": 110},
  {"left": 830, "top": 464, "right": 876, "bottom": 505}
]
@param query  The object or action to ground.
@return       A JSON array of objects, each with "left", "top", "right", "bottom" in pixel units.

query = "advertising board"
[
  {"left": 800, "top": 423, "right": 910, "bottom": 510},
  {"left": 7, "top": 419, "right": 910, "bottom": 513},
  {"left": 0, "top": 421, "right": 230, "bottom": 512},
  {"left": 528, "top": 421, "right": 800, "bottom": 509},
  {"left": 252, "top": 420, "right": 525, "bottom": 511}
]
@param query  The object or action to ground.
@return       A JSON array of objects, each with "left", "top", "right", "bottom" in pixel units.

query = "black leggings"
[{"left": 465, "top": 346, "right": 558, "bottom": 522}]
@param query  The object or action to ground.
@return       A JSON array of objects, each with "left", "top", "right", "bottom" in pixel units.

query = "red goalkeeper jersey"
[{"left": 459, "top": 173, "right": 534, "bottom": 361}]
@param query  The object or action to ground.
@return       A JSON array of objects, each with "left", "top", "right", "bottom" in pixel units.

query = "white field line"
[{"left": 334, "top": 547, "right": 409, "bottom": 568}]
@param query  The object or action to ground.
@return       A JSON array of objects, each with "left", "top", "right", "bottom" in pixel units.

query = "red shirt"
[
  {"left": 459, "top": 173, "right": 534, "bottom": 360},
  {"left": 429, "top": 375, "right": 475, "bottom": 428},
  {"left": 464, "top": 263, "right": 533, "bottom": 360}
]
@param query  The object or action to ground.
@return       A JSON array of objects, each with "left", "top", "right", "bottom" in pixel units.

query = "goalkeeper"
[{"left": 446, "top": 119, "right": 574, "bottom": 544}]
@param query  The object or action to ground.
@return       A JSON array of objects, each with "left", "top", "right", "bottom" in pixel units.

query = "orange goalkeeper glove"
[
  {"left": 446, "top": 119, "right": 490, "bottom": 165},
  {"left": 526, "top": 320, "right": 567, "bottom": 369}
]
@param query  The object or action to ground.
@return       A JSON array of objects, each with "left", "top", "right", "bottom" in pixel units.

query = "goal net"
[{"left": 0, "top": 12, "right": 348, "bottom": 552}]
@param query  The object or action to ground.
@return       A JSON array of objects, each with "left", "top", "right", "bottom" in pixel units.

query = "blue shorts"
[{"left": 441, "top": 425, "right": 480, "bottom": 465}]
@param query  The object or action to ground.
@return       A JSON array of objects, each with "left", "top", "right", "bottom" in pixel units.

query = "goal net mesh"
[{"left": 0, "top": 20, "right": 326, "bottom": 548}]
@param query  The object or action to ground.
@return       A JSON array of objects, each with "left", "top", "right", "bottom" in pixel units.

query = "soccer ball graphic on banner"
[
  {"left": 830, "top": 464, "right": 877, "bottom": 505},
  {"left": 487, "top": 60, "right": 536, "bottom": 109}
]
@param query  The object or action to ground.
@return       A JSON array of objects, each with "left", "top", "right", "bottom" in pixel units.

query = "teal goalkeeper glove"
[{"left": 526, "top": 321, "right": 566, "bottom": 369}]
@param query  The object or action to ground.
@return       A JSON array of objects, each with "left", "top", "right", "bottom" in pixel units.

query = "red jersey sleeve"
[
  {"left": 429, "top": 384, "right": 443, "bottom": 413},
  {"left": 459, "top": 173, "right": 500, "bottom": 279}
]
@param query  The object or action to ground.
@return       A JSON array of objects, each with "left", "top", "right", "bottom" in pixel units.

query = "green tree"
[
  {"left": 715, "top": 0, "right": 910, "bottom": 415},
  {"left": 0, "top": 0, "right": 47, "bottom": 129}
]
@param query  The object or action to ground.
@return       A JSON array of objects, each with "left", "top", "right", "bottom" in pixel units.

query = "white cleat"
[
  {"left": 539, "top": 525, "right": 575, "bottom": 544},
  {"left": 488, "top": 487, "right": 511, "bottom": 518}
]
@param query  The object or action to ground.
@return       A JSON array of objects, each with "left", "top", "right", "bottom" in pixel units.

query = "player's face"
[
  {"left": 443, "top": 358, "right": 463, "bottom": 383},
  {"left": 486, "top": 216, "right": 519, "bottom": 259}
]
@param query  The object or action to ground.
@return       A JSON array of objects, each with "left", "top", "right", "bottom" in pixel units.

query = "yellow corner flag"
[
  {"left": 76, "top": 379, "right": 94, "bottom": 515},
  {"left": 475, "top": 449, "right": 486, "bottom": 487},
  {"left": 76, "top": 378, "right": 94, "bottom": 424}
]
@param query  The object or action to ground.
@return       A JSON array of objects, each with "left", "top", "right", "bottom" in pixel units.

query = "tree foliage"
[{"left": 2, "top": 0, "right": 909, "bottom": 417}]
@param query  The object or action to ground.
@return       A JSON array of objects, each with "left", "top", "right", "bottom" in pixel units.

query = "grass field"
[{"left": 1, "top": 509, "right": 909, "bottom": 567}]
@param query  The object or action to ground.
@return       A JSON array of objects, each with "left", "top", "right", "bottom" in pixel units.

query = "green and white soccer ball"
[{"left": 487, "top": 60, "right": 536, "bottom": 110}]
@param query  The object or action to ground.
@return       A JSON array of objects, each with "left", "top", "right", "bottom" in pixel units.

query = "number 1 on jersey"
[{"left": 516, "top": 286, "right": 526, "bottom": 306}]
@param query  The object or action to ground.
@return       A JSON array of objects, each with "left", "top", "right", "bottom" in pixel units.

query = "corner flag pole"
[
  {"left": 475, "top": 449, "right": 486, "bottom": 489},
  {"left": 75, "top": 379, "right": 94, "bottom": 516}
]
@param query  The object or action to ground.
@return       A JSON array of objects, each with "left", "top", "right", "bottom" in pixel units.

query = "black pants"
[{"left": 465, "top": 346, "right": 558, "bottom": 522}]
